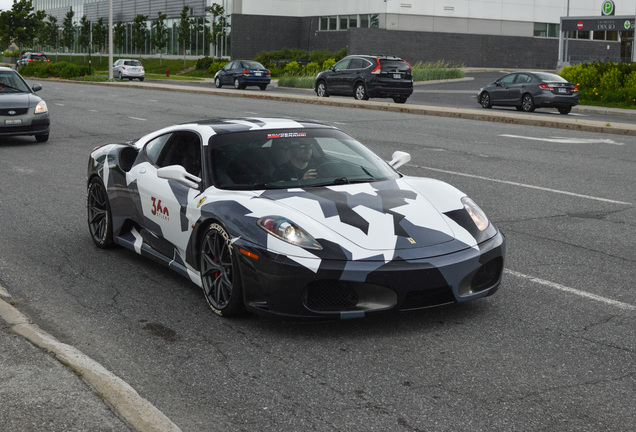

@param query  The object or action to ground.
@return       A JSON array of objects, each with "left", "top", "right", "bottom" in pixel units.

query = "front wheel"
[
  {"left": 479, "top": 92, "right": 492, "bottom": 108},
  {"left": 316, "top": 81, "right": 329, "bottom": 97},
  {"left": 214, "top": 77, "right": 222, "bottom": 88},
  {"left": 35, "top": 133, "right": 49, "bottom": 143},
  {"left": 199, "top": 223, "right": 244, "bottom": 317},
  {"left": 354, "top": 83, "right": 369, "bottom": 101},
  {"left": 87, "top": 177, "right": 114, "bottom": 249},
  {"left": 558, "top": 106, "right": 572, "bottom": 115},
  {"left": 521, "top": 93, "right": 535, "bottom": 112}
]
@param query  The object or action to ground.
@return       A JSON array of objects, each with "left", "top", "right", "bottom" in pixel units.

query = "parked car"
[
  {"left": 113, "top": 59, "right": 145, "bottom": 81},
  {"left": 214, "top": 60, "right": 271, "bottom": 90},
  {"left": 0, "top": 67, "right": 50, "bottom": 142},
  {"left": 86, "top": 118, "right": 505, "bottom": 320},
  {"left": 16, "top": 52, "right": 50, "bottom": 69},
  {"left": 314, "top": 55, "right": 413, "bottom": 103},
  {"left": 477, "top": 71, "right": 579, "bottom": 114}
]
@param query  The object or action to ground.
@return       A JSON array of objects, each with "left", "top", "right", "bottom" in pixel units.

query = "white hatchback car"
[{"left": 113, "top": 59, "right": 145, "bottom": 81}]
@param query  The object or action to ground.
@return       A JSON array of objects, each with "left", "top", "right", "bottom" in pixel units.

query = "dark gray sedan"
[
  {"left": 478, "top": 71, "right": 579, "bottom": 114},
  {"left": 0, "top": 67, "right": 50, "bottom": 142}
]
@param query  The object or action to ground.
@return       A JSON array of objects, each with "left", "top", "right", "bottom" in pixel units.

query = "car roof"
[
  {"left": 349, "top": 54, "right": 405, "bottom": 60},
  {"left": 183, "top": 118, "right": 334, "bottom": 133}
]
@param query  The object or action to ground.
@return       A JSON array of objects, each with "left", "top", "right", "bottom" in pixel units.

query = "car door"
[
  {"left": 220, "top": 61, "right": 236, "bottom": 85},
  {"left": 328, "top": 58, "right": 352, "bottom": 94},
  {"left": 133, "top": 131, "right": 203, "bottom": 257},
  {"left": 489, "top": 73, "right": 517, "bottom": 105},
  {"left": 512, "top": 73, "right": 533, "bottom": 104}
]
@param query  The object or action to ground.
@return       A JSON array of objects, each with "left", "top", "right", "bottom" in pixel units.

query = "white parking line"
[
  {"left": 128, "top": 117, "right": 147, "bottom": 121},
  {"left": 414, "top": 165, "right": 632, "bottom": 205},
  {"left": 505, "top": 269, "right": 636, "bottom": 311},
  {"left": 500, "top": 134, "right": 625, "bottom": 145}
]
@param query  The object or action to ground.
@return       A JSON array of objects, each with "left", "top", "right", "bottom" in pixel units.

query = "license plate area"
[
  {"left": 5, "top": 119, "right": 22, "bottom": 125},
  {"left": 392, "top": 73, "right": 401, "bottom": 79},
  {"left": 558, "top": 87, "right": 567, "bottom": 94}
]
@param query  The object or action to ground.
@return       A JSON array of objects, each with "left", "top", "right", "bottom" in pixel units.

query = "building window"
[
  {"left": 339, "top": 16, "right": 348, "bottom": 30},
  {"left": 319, "top": 14, "right": 379, "bottom": 31},
  {"left": 534, "top": 23, "right": 559, "bottom": 38},
  {"left": 567, "top": 30, "right": 591, "bottom": 39},
  {"left": 593, "top": 31, "right": 619, "bottom": 41}
]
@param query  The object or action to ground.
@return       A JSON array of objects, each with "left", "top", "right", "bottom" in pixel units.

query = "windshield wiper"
[{"left": 0, "top": 83, "right": 23, "bottom": 92}]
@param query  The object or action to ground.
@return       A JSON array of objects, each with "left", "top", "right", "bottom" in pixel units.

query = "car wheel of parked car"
[
  {"left": 354, "top": 83, "right": 369, "bottom": 101},
  {"left": 259, "top": 84, "right": 267, "bottom": 90},
  {"left": 87, "top": 177, "right": 114, "bottom": 249},
  {"left": 214, "top": 77, "right": 222, "bottom": 88},
  {"left": 233, "top": 78, "right": 244, "bottom": 90},
  {"left": 515, "top": 106, "right": 523, "bottom": 111},
  {"left": 521, "top": 94, "right": 535, "bottom": 112},
  {"left": 558, "top": 106, "right": 571, "bottom": 115},
  {"left": 35, "top": 133, "right": 49, "bottom": 143},
  {"left": 139, "top": 77, "right": 144, "bottom": 82},
  {"left": 117, "top": 71, "right": 122, "bottom": 80},
  {"left": 200, "top": 223, "right": 243, "bottom": 317},
  {"left": 393, "top": 96, "right": 408, "bottom": 104},
  {"left": 316, "top": 80, "right": 329, "bottom": 97},
  {"left": 479, "top": 92, "right": 492, "bottom": 109}
]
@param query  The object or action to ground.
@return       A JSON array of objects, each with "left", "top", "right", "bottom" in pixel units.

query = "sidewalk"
[{"left": 0, "top": 285, "right": 181, "bottom": 432}]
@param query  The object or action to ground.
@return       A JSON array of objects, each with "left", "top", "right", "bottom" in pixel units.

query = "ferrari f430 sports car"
[{"left": 87, "top": 118, "right": 505, "bottom": 320}]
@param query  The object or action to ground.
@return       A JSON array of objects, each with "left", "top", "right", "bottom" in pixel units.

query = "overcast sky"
[{"left": 0, "top": 1, "right": 14, "bottom": 12}]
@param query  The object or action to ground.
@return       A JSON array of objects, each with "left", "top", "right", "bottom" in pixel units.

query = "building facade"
[{"left": 33, "top": 0, "right": 636, "bottom": 68}]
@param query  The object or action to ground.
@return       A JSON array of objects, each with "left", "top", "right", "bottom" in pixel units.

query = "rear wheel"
[
  {"left": 521, "top": 93, "right": 535, "bottom": 112},
  {"left": 139, "top": 77, "right": 144, "bottom": 82},
  {"left": 233, "top": 78, "right": 244, "bottom": 90},
  {"left": 558, "top": 106, "right": 572, "bottom": 115},
  {"left": 87, "top": 177, "right": 114, "bottom": 249},
  {"left": 393, "top": 96, "right": 408, "bottom": 104},
  {"left": 354, "top": 83, "right": 369, "bottom": 101},
  {"left": 316, "top": 81, "right": 329, "bottom": 97},
  {"left": 259, "top": 84, "right": 267, "bottom": 90},
  {"left": 479, "top": 92, "right": 492, "bottom": 108},
  {"left": 199, "top": 223, "right": 243, "bottom": 317}
]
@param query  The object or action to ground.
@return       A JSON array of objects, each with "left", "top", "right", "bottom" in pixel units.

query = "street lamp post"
[{"left": 108, "top": 0, "right": 112, "bottom": 80}]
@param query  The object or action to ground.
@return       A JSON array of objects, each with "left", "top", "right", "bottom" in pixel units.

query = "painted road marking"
[
  {"left": 505, "top": 269, "right": 636, "bottom": 311},
  {"left": 500, "top": 134, "right": 625, "bottom": 145},
  {"left": 414, "top": 165, "right": 632, "bottom": 205},
  {"left": 129, "top": 116, "right": 147, "bottom": 121}
]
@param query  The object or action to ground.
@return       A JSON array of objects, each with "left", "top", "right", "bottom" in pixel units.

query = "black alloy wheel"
[
  {"left": 521, "top": 93, "right": 535, "bottom": 112},
  {"left": 480, "top": 92, "right": 492, "bottom": 108},
  {"left": 87, "top": 177, "right": 114, "bottom": 248},
  {"left": 199, "top": 223, "right": 243, "bottom": 317}
]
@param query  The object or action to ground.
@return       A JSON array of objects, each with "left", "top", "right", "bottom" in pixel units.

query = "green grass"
[{"left": 277, "top": 76, "right": 315, "bottom": 88}]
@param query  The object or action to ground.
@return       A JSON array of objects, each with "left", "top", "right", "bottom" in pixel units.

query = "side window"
[
  {"left": 226, "top": 61, "right": 236, "bottom": 70},
  {"left": 156, "top": 131, "right": 202, "bottom": 177},
  {"left": 144, "top": 133, "right": 172, "bottom": 164},
  {"left": 349, "top": 58, "right": 364, "bottom": 69},
  {"left": 499, "top": 74, "right": 516, "bottom": 85},
  {"left": 516, "top": 74, "right": 532, "bottom": 84},
  {"left": 333, "top": 58, "right": 351, "bottom": 71}
]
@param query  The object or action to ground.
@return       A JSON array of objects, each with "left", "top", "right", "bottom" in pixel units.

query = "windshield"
[
  {"left": 210, "top": 128, "right": 400, "bottom": 190},
  {"left": 0, "top": 71, "right": 30, "bottom": 93}
]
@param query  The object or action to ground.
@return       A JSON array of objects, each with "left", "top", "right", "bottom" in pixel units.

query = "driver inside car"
[{"left": 272, "top": 140, "right": 318, "bottom": 181}]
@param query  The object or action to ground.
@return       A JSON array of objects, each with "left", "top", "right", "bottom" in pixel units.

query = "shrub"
[
  {"left": 304, "top": 61, "right": 320, "bottom": 74},
  {"left": 207, "top": 60, "right": 228, "bottom": 75},
  {"left": 19, "top": 61, "right": 89, "bottom": 78},
  {"left": 322, "top": 58, "right": 336, "bottom": 70},
  {"left": 196, "top": 57, "right": 213, "bottom": 70},
  {"left": 625, "top": 71, "right": 636, "bottom": 89},
  {"left": 599, "top": 67, "right": 623, "bottom": 89},
  {"left": 283, "top": 61, "right": 301, "bottom": 75}
]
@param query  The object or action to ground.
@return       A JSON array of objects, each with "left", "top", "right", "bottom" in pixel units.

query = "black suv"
[
  {"left": 314, "top": 55, "right": 413, "bottom": 103},
  {"left": 16, "top": 52, "right": 50, "bottom": 69}
]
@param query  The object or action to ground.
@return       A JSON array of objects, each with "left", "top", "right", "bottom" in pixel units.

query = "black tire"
[
  {"left": 233, "top": 78, "right": 243, "bottom": 90},
  {"left": 199, "top": 223, "right": 243, "bottom": 317},
  {"left": 139, "top": 77, "right": 144, "bottom": 82},
  {"left": 316, "top": 80, "right": 329, "bottom": 97},
  {"left": 393, "top": 96, "right": 408, "bottom": 104},
  {"left": 214, "top": 77, "right": 222, "bottom": 88},
  {"left": 259, "top": 84, "right": 267, "bottom": 90},
  {"left": 35, "top": 133, "right": 49, "bottom": 143},
  {"left": 354, "top": 82, "right": 369, "bottom": 100},
  {"left": 558, "top": 106, "right": 571, "bottom": 115},
  {"left": 87, "top": 177, "right": 114, "bottom": 249},
  {"left": 515, "top": 106, "right": 523, "bottom": 111},
  {"left": 521, "top": 93, "right": 535, "bottom": 112},
  {"left": 479, "top": 92, "right": 492, "bottom": 109},
  {"left": 118, "top": 71, "right": 122, "bottom": 80}
]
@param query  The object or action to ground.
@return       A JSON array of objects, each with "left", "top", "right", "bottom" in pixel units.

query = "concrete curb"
[
  {"left": 0, "top": 295, "right": 182, "bottom": 432},
  {"left": 71, "top": 79, "right": 636, "bottom": 136}
]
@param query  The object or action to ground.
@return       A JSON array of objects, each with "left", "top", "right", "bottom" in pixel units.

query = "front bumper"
[
  {"left": 236, "top": 230, "right": 505, "bottom": 320},
  {"left": 0, "top": 114, "right": 50, "bottom": 137}
]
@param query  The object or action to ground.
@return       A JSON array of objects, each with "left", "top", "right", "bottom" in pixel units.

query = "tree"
[
  {"left": 177, "top": 5, "right": 195, "bottom": 67},
  {"left": 209, "top": 3, "right": 227, "bottom": 58},
  {"left": 0, "top": 0, "right": 46, "bottom": 55},
  {"left": 113, "top": 21, "right": 126, "bottom": 54},
  {"left": 78, "top": 15, "right": 90, "bottom": 53},
  {"left": 131, "top": 14, "right": 147, "bottom": 56},
  {"left": 91, "top": 17, "right": 106, "bottom": 63},
  {"left": 151, "top": 11, "right": 168, "bottom": 66},
  {"left": 39, "top": 15, "right": 59, "bottom": 53},
  {"left": 61, "top": 7, "right": 75, "bottom": 57}
]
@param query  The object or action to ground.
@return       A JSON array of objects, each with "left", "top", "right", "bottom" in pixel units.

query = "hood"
[
  {"left": 0, "top": 92, "right": 38, "bottom": 109},
  {"left": 258, "top": 179, "right": 459, "bottom": 251}
]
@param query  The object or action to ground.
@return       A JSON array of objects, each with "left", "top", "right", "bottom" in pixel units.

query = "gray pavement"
[{"left": 1, "top": 74, "right": 634, "bottom": 432}]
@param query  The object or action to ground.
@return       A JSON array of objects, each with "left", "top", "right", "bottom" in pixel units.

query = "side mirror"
[
  {"left": 31, "top": 83, "right": 42, "bottom": 92},
  {"left": 388, "top": 151, "right": 411, "bottom": 170},
  {"left": 157, "top": 165, "right": 201, "bottom": 189}
]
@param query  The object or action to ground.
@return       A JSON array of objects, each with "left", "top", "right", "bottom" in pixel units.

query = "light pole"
[{"left": 108, "top": 0, "right": 112, "bottom": 80}]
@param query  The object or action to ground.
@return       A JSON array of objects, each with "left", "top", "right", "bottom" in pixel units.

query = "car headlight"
[
  {"left": 257, "top": 216, "right": 322, "bottom": 250},
  {"left": 461, "top": 197, "right": 489, "bottom": 231},
  {"left": 35, "top": 100, "right": 48, "bottom": 114}
]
